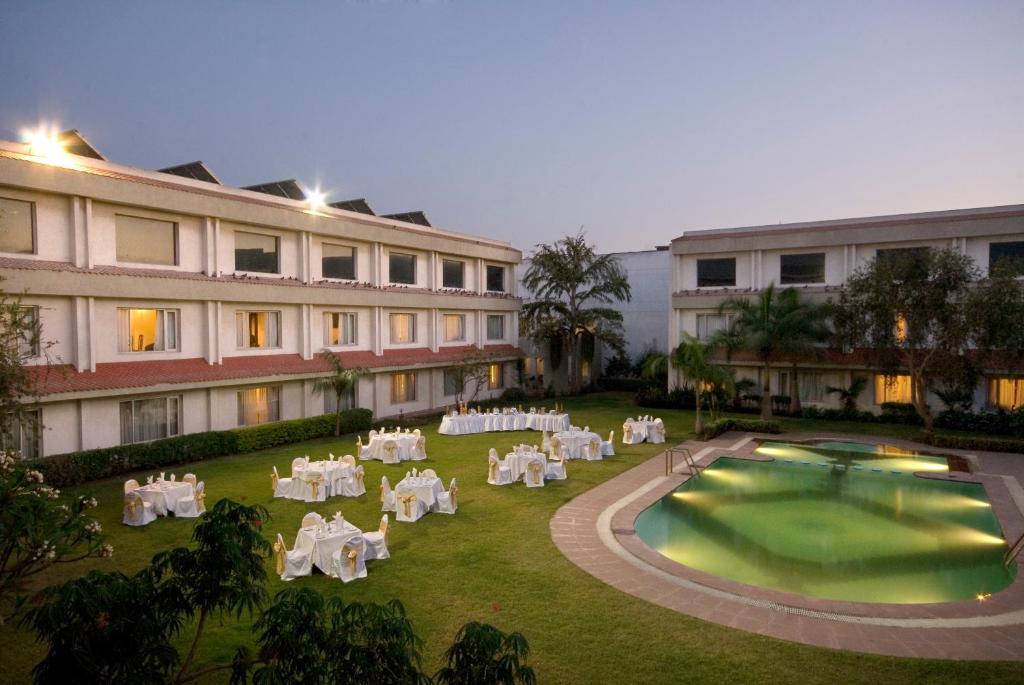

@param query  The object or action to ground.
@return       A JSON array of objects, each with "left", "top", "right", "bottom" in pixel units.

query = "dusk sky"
[{"left": 1, "top": 1, "right": 1021, "bottom": 254}]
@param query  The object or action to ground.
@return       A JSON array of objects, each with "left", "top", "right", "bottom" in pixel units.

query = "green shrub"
[
  {"left": 29, "top": 408, "right": 373, "bottom": 487},
  {"left": 499, "top": 387, "right": 527, "bottom": 403},
  {"left": 916, "top": 432, "right": 1024, "bottom": 454},
  {"left": 598, "top": 377, "right": 654, "bottom": 392},
  {"left": 879, "top": 402, "right": 923, "bottom": 425},
  {"left": 698, "top": 418, "right": 781, "bottom": 440}
]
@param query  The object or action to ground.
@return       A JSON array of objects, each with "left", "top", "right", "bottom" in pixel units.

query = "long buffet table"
[{"left": 439, "top": 410, "right": 570, "bottom": 436}]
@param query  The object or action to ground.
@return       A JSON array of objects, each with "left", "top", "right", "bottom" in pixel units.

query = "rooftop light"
[
  {"left": 22, "top": 126, "right": 66, "bottom": 161},
  {"left": 306, "top": 187, "right": 327, "bottom": 212}
]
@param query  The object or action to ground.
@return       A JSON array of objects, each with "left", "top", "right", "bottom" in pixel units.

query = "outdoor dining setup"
[
  {"left": 271, "top": 455, "right": 367, "bottom": 502},
  {"left": 356, "top": 427, "right": 428, "bottom": 463},
  {"left": 379, "top": 467, "right": 457, "bottom": 522},
  {"left": 487, "top": 444, "right": 568, "bottom": 488},
  {"left": 438, "top": 404, "right": 571, "bottom": 435},
  {"left": 274, "top": 510, "right": 391, "bottom": 584},
  {"left": 123, "top": 472, "right": 206, "bottom": 526},
  {"left": 622, "top": 416, "right": 666, "bottom": 444}
]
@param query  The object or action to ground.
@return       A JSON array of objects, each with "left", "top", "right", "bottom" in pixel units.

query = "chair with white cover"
[
  {"left": 332, "top": 539, "right": 367, "bottom": 583},
  {"left": 183, "top": 473, "right": 197, "bottom": 488},
  {"left": 420, "top": 468, "right": 438, "bottom": 480},
  {"left": 435, "top": 478, "right": 458, "bottom": 514},
  {"left": 301, "top": 512, "right": 323, "bottom": 528},
  {"left": 395, "top": 489, "right": 427, "bottom": 522},
  {"left": 413, "top": 428, "right": 421, "bottom": 437},
  {"left": 175, "top": 481, "right": 206, "bottom": 518},
  {"left": 357, "top": 436, "right": 371, "bottom": 460},
  {"left": 549, "top": 437, "right": 563, "bottom": 461},
  {"left": 363, "top": 515, "right": 391, "bottom": 560},
  {"left": 601, "top": 431, "right": 616, "bottom": 457},
  {"left": 303, "top": 474, "right": 327, "bottom": 503},
  {"left": 487, "top": 451, "right": 513, "bottom": 486},
  {"left": 124, "top": 479, "right": 140, "bottom": 494},
  {"left": 650, "top": 419, "right": 666, "bottom": 444},
  {"left": 545, "top": 454, "right": 567, "bottom": 481},
  {"left": 379, "top": 476, "right": 397, "bottom": 512},
  {"left": 122, "top": 491, "right": 156, "bottom": 526},
  {"left": 410, "top": 435, "right": 427, "bottom": 461},
  {"left": 586, "top": 437, "right": 603, "bottom": 462},
  {"left": 541, "top": 431, "right": 551, "bottom": 452},
  {"left": 338, "top": 465, "right": 367, "bottom": 498},
  {"left": 290, "top": 457, "right": 307, "bottom": 478},
  {"left": 622, "top": 422, "right": 643, "bottom": 445},
  {"left": 272, "top": 466, "right": 292, "bottom": 498},
  {"left": 382, "top": 439, "right": 400, "bottom": 464},
  {"left": 274, "top": 533, "right": 312, "bottom": 581},
  {"left": 524, "top": 458, "right": 546, "bottom": 488},
  {"left": 341, "top": 455, "right": 356, "bottom": 468}
]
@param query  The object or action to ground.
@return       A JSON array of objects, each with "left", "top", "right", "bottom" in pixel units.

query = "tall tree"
[
  {"left": 311, "top": 351, "right": 367, "bottom": 436},
  {"left": 670, "top": 334, "right": 734, "bottom": 436},
  {"left": 521, "top": 232, "right": 631, "bottom": 394},
  {"left": 445, "top": 349, "right": 492, "bottom": 406},
  {"left": 0, "top": 281, "right": 51, "bottom": 451}
]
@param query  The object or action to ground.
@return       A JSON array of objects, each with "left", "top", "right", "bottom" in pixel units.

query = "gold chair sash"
[
  {"left": 384, "top": 443, "right": 398, "bottom": 460},
  {"left": 196, "top": 490, "right": 206, "bottom": 510},
  {"left": 271, "top": 472, "right": 278, "bottom": 492},
  {"left": 398, "top": 493, "right": 417, "bottom": 518},
  {"left": 379, "top": 484, "right": 387, "bottom": 503},
  {"left": 488, "top": 461, "right": 498, "bottom": 481},
  {"left": 624, "top": 426, "right": 633, "bottom": 441},
  {"left": 355, "top": 470, "right": 364, "bottom": 487},
  {"left": 124, "top": 496, "right": 140, "bottom": 520},
  {"left": 307, "top": 476, "right": 322, "bottom": 499},
  {"left": 273, "top": 540, "right": 286, "bottom": 575},
  {"left": 590, "top": 439, "right": 601, "bottom": 459},
  {"left": 450, "top": 485, "right": 458, "bottom": 508},
  {"left": 347, "top": 548, "right": 359, "bottom": 576},
  {"left": 528, "top": 462, "right": 542, "bottom": 485}
]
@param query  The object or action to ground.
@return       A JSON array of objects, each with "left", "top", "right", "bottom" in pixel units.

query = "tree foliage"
[
  {"left": 670, "top": 335, "right": 734, "bottom": 435},
  {"left": 311, "top": 351, "right": 367, "bottom": 436},
  {"left": 444, "top": 349, "right": 492, "bottom": 406},
  {"left": 434, "top": 621, "right": 536, "bottom": 685}
]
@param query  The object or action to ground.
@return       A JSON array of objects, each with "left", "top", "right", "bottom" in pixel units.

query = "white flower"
[
  {"left": 99, "top": 544, "right": 114, "bottom": 558},
  {"left": 26, "top": 470, "right": 44, "bottom": 484},
  {"left": 85, "top": 520, "right": 102, "bottom": 535}
]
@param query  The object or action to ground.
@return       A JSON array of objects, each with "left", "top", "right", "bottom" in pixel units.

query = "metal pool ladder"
[
  {"left": 666, "top": 447, "right": 702, "bottom": 477},
  {"left": 1005, "top": 533, "right": 1024, "bottom": 568}
]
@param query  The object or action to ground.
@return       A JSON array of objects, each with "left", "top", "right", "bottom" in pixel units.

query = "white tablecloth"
[
  {"left": 439, "top": 414, "right": 485, "bottom": 435},
  {"left": 136, "top": 481, "right": 193, "bottom": 516},
  {"left": 553, "top": 430, "right": 601, "bottom": 460},
  {"left": 505, "top": 452, "right": 546, "bottom": 481},
  {"left": 438, "top": 410, "right": 569, "bottom": 435},
  {"left": 295, "top": 521, "right": 364, "bottom": 576},
  {"left": 367, "top": 433, "right": 419, "bottom": 461},
  {"left": 525, "top": 413, "right": 571, "bottom": 432},
  {"left": 290, "top": 461, "right": 353, "bottom": 499},
  {"left": 395, "top": 476, "right": 444, "bottom": 509},
  {"left": 623, "top": 419, "right": 662, "bottom": 443}
]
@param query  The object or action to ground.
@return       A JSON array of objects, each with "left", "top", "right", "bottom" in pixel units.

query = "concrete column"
[
  {"left": 300, "top": 303, "right": 313, "bottom": 360},
  {"left": 476, "top": 258, "right": 486, "bottom": 293},
  {"left": 428, "top": 252, "right": 438, "bottom": 290},
  {"left": 203, "top": 300, "right": 217, "bottom": 364},
  {"left": 430, "top": 308, "right": 439, "bottom": 352},
  {"left": 371, "top": 243, "right": 382, "bottom": 286},
  {"left": 201, "top": 217, "right": 217, "bottom": 275},
  {"left": 476, "top": 310, "right": 485, "bottom": 350},
  {"left": 373, "top": 306, "right": 384, "bottom": 355},
  {"left": 205, "top": 388, "right": 215, "bottom": 431},
  {"left": 70, "top": 197, "right": 93, "bottom": 269}
]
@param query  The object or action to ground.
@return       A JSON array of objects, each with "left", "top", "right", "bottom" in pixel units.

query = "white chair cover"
[
  {"left": 546, "top": 456, "right": 567, "bottom": 480},
  {"left": 524, "top": 457, "right": 546, "bottom": 488},
  {"left": 341, "top": 455, "right": 356, "bottom": 467},
  {"left": 601, "top": 431, "right": 616, "bottom": 457},
  {"left": 622, "top": 422, "right": 644, "bottom": 445},
  {"left": 410, "top": 435, "right": 428, "bottom": 461},
  {"left": 487, "top": 453, "right": 513, "bottom": 486},
  {"left": 272, "top": 465, "right": 293, "bottom": 498},
  {"left": 301, "top": 512, "right": 323, "bottom": 528},
  {"left": 650, "top": 419, "right": 666, "bottom": 444},
  {"left": 420, "top": 468, "right": 437, "bottom": 480},
  {"left": 380, "top": 476, "right": 397, "bottom": 512},
  {"left": 302, "top": 473, "right": 327, "bottom": 503},
  {"left": 363, "top": 515, "right": 391, "bottom": 560},
  {"left": 290, "top": 457, "right": 307, "bottom": 478},
  {"left": 585, "top": 437, "right": 603, "bottom": 462},
  {"left": 541, "top": 431, "right": 551, "bottom": 452},
  {"left": 331, "top": 539, "right": 367, "bottom": 583},
  {"left": 122, "top": 491, "right": 156, "bottom": 526},
  {"left": 175, "top": 481, "right": 204, "bottom": 518},
  {"left": 357, "top": 436, "right": 371, "bottom": 460},
  {"left": 381, "top": 439, "right": 400, "bottom": 464},
  {"left": 276, "top": 533, "right": 312, "bottom": 581},
  {"left": 124, "top": 479, "right": 140, "bottom": 494},
  {"left": 338, "top": 465, "right": 367, "bottom": 497},
  {"left": 435, "top": 478, "right": 458, "bottom": 514},
  {"left": 395, "top": 489, "right": 427, "bottom": 522}
]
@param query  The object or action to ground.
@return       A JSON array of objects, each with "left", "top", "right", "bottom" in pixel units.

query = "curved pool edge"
[{"left": 549, "top": 431, "right": 1024, "bottom": 661}]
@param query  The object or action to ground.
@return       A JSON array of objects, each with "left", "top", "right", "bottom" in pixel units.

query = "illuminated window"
[
  {"left": 18, "top": 306, "right": 39, "bottom": 358},
  {"left": 443, "top": 314, "right": 466, "bottom": 342},
  {"left": 696, "top": 313, "right": 732, "bottom": 340},
  {"left": 874, "top": 374, "right": 912, "bottom": 404},
  {"left": 237, "top": 386, "right": 280, "bottom": 426},
  {"left": 989, "top": 241, "right": 1024, "bottom": 277},
  {"left": 696, "top": 258, "right": 736, "bottom": 287},
  {"left": 536, "top": 357, "right": 545, "bottom": 376},
  {"left": 391, "top": 372, "right": 417, "bottom": 403},
  {"left": 325, "top": 312, "right": 357, "bottom": 346},
  {"left": 486, "top": 314, "right": 505, "bottom": 340},
  {"left": 988, "top": 378, "right": 1024, "bottom": 410},
  {"left": 234, "top": 231, "right": 279, "bottom": 273},
  {"left": 235, "top": 311, "right": 281, "bottom": 349},
  {"left": 488, "top": 363, "right": 504, "bottom": 390},
  {"left": 324, "top": 386, "right": 356, "bottom": 413},
  {"left": 119, "top": 308, "right": 179, "bottom": 353},
  {"left": 389, "top": 252, "right": 416, "bottom": 284},
  {"left": 322, "top": 244, "right": 356, "bottom": 280},
  {"left": 116, "top": 215, "right": 177, "bottom": 265},
  {"left": 581, "top": 359, "right": 591, "bottom": 382},
  {"left": 780, "top": 253, "right": 825, "bottom": 284},
  {"left": 486, "top": 265, "right": 506, "bottom": 292},
  {"left": 2, "top": 409, "right": 41, "bottom": 458},
  {"left": 389, "top": 313, "right": 416, "bottom": 344},
  {"left": 895, "top": 314, "right": 908, "bottom": 343},
  {"left": 442, "top": 259, "right": 465, "bottom": 288},
  {"left": 120, "top": 396, "right": 181, "bottom": 444},
  {"left": 0, "top": 197, "right": 35, "bottom": 254}
]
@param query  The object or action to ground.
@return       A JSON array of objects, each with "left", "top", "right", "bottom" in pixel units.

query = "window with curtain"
[
  {"left": 486, "top": 314, "right": 505, "bottom": 340},
  {"left": 322, "top": 243, "right": 356, "bottom": 280},
  {"left": 324, "top": 312, "right": 357, "bottom": 346},
  {"left": 389, "top": 313, "right": 416, "bottom": 344},
  {"left": 443, "top": 369, "right": 460, "bottom": 396},
  {"left": 324, "top": 386, "right": 357, "bottom": 413},
  {"left": 874, "top": 374, "right": 912, "bottom": 404},
  {"left": 442, "top": 259, "right": 465, "bottom": 288},
  {"left": 989, "top": 241, "right": 1024, "bottom": 277},
  {"left": 391, "top": 372, "right": 417, "bottom": 403},
  {"left": 0, "top": 197, "right": 35, "bottom": 254},
  {"left": 696, "top": 258, "right": 736, "bottom": 287},
  {"left": 443, "top": 314, "right": 466, "bottom": 342},
  {"left": 237, "top": 386, "right": 281, "bottom": 426},
  {"left": 799, "top": 372, "right": 825, "bottom": 402},
  {"left": 695, "top": 313, "right": 732, "bottom": 340},
  {"left": 18, "top": 306, "right": 39, "bottom": 358},
  {"left": 236, "top": 311, "right": 281, "bottom": 349},
  {"left": 3, "top": 409, "right": 41, "bottom": 458},
  {"left": 116, "top": 215, "right": 178, "bottom": 265},
  {"left": 486, "top": 264, "right": 506, "bottom": 292},
  {"left": 581, "top": 359, "right": 591, "bottom": 382},
  {"left": 119, "top": 308, "right": 179, "bottom": 353},
  {"left": 988, "top": 378, "right": 1024, "bottom": 410},
  {"left": 389, "top": 252, "right": 416, "bottom": 284},
  {"left": 536, "top": 357, "right": 545, "bottom": 378},
  {"left": 234, "top": 231, "right": 279, "bottom": 273},
  {"left": 119, "top": 396, "right": 180, "bottom": 444},
  {"left": 488, "top": 363, "right": 504, "bottom": 389},
  {"left": 780, "top": 252, "right": 826, "bottom": 284}
]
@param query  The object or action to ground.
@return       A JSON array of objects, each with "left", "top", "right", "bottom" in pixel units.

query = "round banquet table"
[
  {"left": 367, "top": 433, "right": 419, "bottom": 461},
  {"left": 394, "top": 476, "right": 444, "bottom": 510},
  {"left": 136, "top": 480, "right": 194, "bottom": 516},
  {"left": 294, "top": 520, "right": 363, "bottom": 576},
  {"left": 553, "top": 430, "right": 602, "bottom": 460}
]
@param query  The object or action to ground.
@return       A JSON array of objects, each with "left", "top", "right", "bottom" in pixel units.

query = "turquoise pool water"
[{"left": 634, "top": 442, "right": 1015, "bottom": 604}]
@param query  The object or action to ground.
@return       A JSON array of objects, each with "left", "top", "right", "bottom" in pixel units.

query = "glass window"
[
  {"left": 0, "top": 197, "right": 35, "bottom": 254},
  {"left": 235, "top": 311, "right": 281, "bottom": 349},
  {"left": 18, "top": 306, "right": 39, "bottom": 358},
  {"left": 443, "top": 369, "right": 460, "bottom": 396},
  {"left": 324, "top": 312, "right": 357, "bottom": 346},
  {"left": 3, "top": 409, "right": 41, "bottom": 458},
  {"left": 120, "top": 309, "right": 179, "bottom": 353},
  {"left": 389, "top": 313, "right": 416, "bottom": 344},
  {"left": 119, "top": 397, "right": 180, "bottom": 444},
  {"left": 989, "top": 241, "right": 1024, "bottom": 277},
  {"left": 235, "top": 231, "right": 279, "bottom": 273},
  {"left": 780, "top": 253, "right": 825, "bottom": 284},
  {"left": 696, "top": 258, "right": 736, "bottom": 287},
  {"left": 486, "top": 265, "right": 506, "bottom": 292},
  {"left": 324, "top": 386, "right": 357, "bottom": 413},
  {"left": 389, "top": 252, "right": 416, "bottom": 284},
  {"left": 988, "top": 378, "right": 1024, "bottom": 410},
  {"left": 322, "top": 243, "right": 356, "bottom": 280},
  {"left": 876, "top": 247, "right": 928, "bottom": 270},
  {"left": 391, "top": 372, "right": 417, "bottom": 403},
  {"left": 442, "top": 259, "right": 465, "bottom": 289},
  {"left": 874, "top": 374, "right": 912, "bottom": 404},
  {"left": 116, "top": 215, "right": 177, "bottom": 265},
  {"left": 536, "top": 357, "right": 544, "bottom": 377},
  {"left": 799, "top": 372, "right": 825, "bottom": 402},
  {"left": 581, "top": 359, "right": 591, "bottom": 382},
  {"left": 443, "top": 314, "right": 466, "bottom": 342},
  {"left": 488, "top": 363, "right": 504, "bottom": 390},
  {"left": 237, "top": 386, "right": 281, "bottom": 426},
  {"left": 695, "top": 313, "right": 732, "bottom": 341},
  {"left": 486, "top": 314, "right": 505, "bottom": 340}
]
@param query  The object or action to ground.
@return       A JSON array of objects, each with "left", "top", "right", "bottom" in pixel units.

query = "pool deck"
[{"left": 550, "top": 431, "right": 1024, "bottom": 660}]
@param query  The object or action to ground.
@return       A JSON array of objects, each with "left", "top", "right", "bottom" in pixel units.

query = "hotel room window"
[
  {"left": 486, "top": 264, "right": 506, "bottom": 292},
  {"left": 486, "top": 314, "right": 505, "bottom": 340},
  {"left": 119, "top": 308, "right": 179, "bottom": 353},
  {"left": 874, "top": 374, "right": 912, "bottom": 404},
  {"left": 488, "top": 363, "right": 504, "bottom": 390},
  {"left": 322, "top": 243, "right": 356, "bottom": 280},
  {"left": 443, "top": 314, "right": 466, "bottom": 342},
  {"left": 389, "top": 252, "right": 416, "bottom": 285},
  {"left": 324, "top": 386, "right": 357, "bottom": 413},
  {"left": 696, "top": 258, "right": 736, "bottom": 287},
  {"left": 442, "top": 259, "right": 465, "bottom": 288},
  {"left": 695, "top": 313, "right": 732, "bottom": 340},
  {"left": 391, "top": 372, "right": 417, "bottom": 403},
  {"left": 988, "top": 378, "right": 1024, "bottom": 410},
  {"left": 389, "top": 313, "right": 416, "bottom": 344},
  {"left": 0, "top": 197, "right": 35, "bottom": 254},
  {"left": 236, "top": 311, "right": 281, "bottom": 349},
  {"left": 443, "top": 369, "right": 460, "bottom": 396},
  {"left": 324, "top": 312, "right": 357, "bottom": 346},
  {"left": 234, "top": 231, "right": 279, "bottom": 273},
  {"left": 989, "top": 241, "right": 1024, "bottom": 277},
  {"left": 116, "top": 215, "right": 177, "bottom": 265},
  {"left": 119, "top": 396, "right": 181, "bottom": 444},
  {"left": 237, "top": 386, "right": 281, "bottom": 426},
  {"left": 780, "top": 252, "right": 825, "bottom": 284},
  {"left": 2, "top": 408, "right": 41, "bottom": 458},
  {"left": 18, "top": 306, "right": 40, "bottom": 358}
]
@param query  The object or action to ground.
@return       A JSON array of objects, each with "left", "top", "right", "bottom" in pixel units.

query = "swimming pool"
[{"left": 634, "top": 441, "right": 1015, "bottom": 604}]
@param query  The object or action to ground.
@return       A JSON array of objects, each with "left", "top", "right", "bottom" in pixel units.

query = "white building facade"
[
  {"left": 0, "top": 137, "right": 521, "bottom": 457},
  {"left": 670, "top": 204, "right": 1024, "bottom": 412}
]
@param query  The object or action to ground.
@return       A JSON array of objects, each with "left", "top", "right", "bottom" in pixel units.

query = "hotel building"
[
  {"left": 669, "top": 204, "right": 1024, "bottom": 412},
  {"left": 0, "top": 131, "right": 521, "bottom": 457}
]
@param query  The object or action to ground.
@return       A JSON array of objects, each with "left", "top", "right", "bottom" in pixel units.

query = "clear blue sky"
[{"left": 1, "top": 1, "right": 1021, "bottom": 253}]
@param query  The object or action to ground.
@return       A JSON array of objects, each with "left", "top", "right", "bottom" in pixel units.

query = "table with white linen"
[
  {"left": 504, "top": 451, "right": 546, "bottom": 481},
  {"left": 553, "top": 430, "right": 602, "bottom": 460},
  {"left": 366, "top": 432, "right": 419, "bottom": 461},
  {"left": 623, "top": 419, "right": 661, "bottom": 443},
  {"left": 291, "top": 461, "right": 352, "bottom": 498},
  {"left": 438, "top": 414, "right": 485, "bottom": 435},
  {"left": 394, "top": 475, "right": 444, "bottom": 510},
  {"left": 525, "top": 413, "right": 571, "bottom": 432},
  {"left": 136, "top": 480, "right": 194, "bottom": 516},
  {"left": 438, "top": 409, "right": 569, "bottom": 435},
  {"left": 295, "top": 520, "right": 364, "bottom": 576}
]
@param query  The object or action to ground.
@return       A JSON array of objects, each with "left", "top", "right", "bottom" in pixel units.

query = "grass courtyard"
[{"left": 2, "top": 392, "right": 1020, "bottom": 684}]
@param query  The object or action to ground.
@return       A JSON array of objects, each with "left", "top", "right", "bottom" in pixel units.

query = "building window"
[
  {"left": 486, "top": 265, "right": 506, "bottom": 292},
  {"left": 322, "top": 243, "right": 356, "bottom": 280},
  {"left": 116, "top": 215, "right": 177, "bottom": 266},
  {"left": 988, "top": 378, "right": 1024, "bottom": 410},
  {"left": 235, "top": 231, "right": 279, "bottom": 273},
  {"left": 0, "top": 197, "right": 35, "bottom": 254},
  {"left": 119, "top": 396, "right": 181, "bottom": 444},
  {"left": 488, "top": 363, "right": 504, "bottom": 390},
  {"left": 119, "top": 308, "right": 179, "bottom": 353},
  {"left": 3, "top": 409, "right": 41, "bottom": 458},
  {"left": 235, "top": 311, "right": 281, "bottom": 349},
  {"left": 799, "top": 372, "right": 825, "bottom": 402},
  {"left": 989, "top": 241, "right": 1024, "bottom": 277},
  {"left": 696, "top": 258, "right": 736, "bottom": 288},
  {"left": 18, "top": 306, "right": 39, "bottom": 358},
  {"left": 443, "top": 369, "right": 461, "bottom": 396},
  {"left": 876, "top": 247, "right": 929, "bottom": 270},
  {"left": 780, "top": 253, "right": 825, "bottom": 284},
  {"left": 442, "top": 259, "right": 465, "bottom": 288},
  {"left": 486, "top": 314, "right": 505, "bottom": 340},
  {"left": 874, "top": 374, "right": 912, "bottom": 404},
  {"left": 324, "top": 386, "right": 357, "bottom": 413},
  {"left": 443, "top": 314, "right": 466, "bottom": 342},
  {"left": 581, "top": 359, "right": 591, "bottom": 382},
  {"left": 695, "top": 313, "right": 732, "bottom": 341},
  {"left": 389, "top": 313, "right": 416, "bottom": 344},
  {"left": 324, "top": 312, "right": 357, "bottom": 346},
  {"left": 536, "top": 357, "right": 544, "bottom": 378},
  {"left": 391, "top": 372, "right": 417, "bottom": 403},
  {"left": 237, "top": 386, "right": 280, "bottom": 426},
  {"left": 389, "top": 252, "right": 416, "bottom": 285}
]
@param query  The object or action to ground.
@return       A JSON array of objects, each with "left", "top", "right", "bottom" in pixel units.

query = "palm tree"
[
  {"left": 826, "top": 376, "right": 868, "bottom": 411},
  {"left": 522, "top": 232, "right": 631, "bottom": 394},
  {"left": 717, "top": 285, "right": 827, "bottom": 420},
  {"left": 670, "top": 334, "right": 734, "bottom": 436},
  {"left": 778, "top": 298, "right": 830, "bottom": 415},
  {"left": 311, "top": 350, "right": 367, "bottom": 436}
]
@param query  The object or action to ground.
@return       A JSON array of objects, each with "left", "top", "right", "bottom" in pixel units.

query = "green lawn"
[{"left": 2, "top": 393, "right": 1019, "bottom": 684}]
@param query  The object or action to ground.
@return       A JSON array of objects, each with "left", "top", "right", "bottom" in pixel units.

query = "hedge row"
[
  {"left": 597, "top": 377, "right": 656, "bottom": 392},
  {"left": 916, "top": 432, "right": 1024, "bottom": 454},
  {"left": 698, "top": 418, "right": 781, "bottom": 441},
  {"left": 28, "top": 408, "right": 373, "bottom": 488}
]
